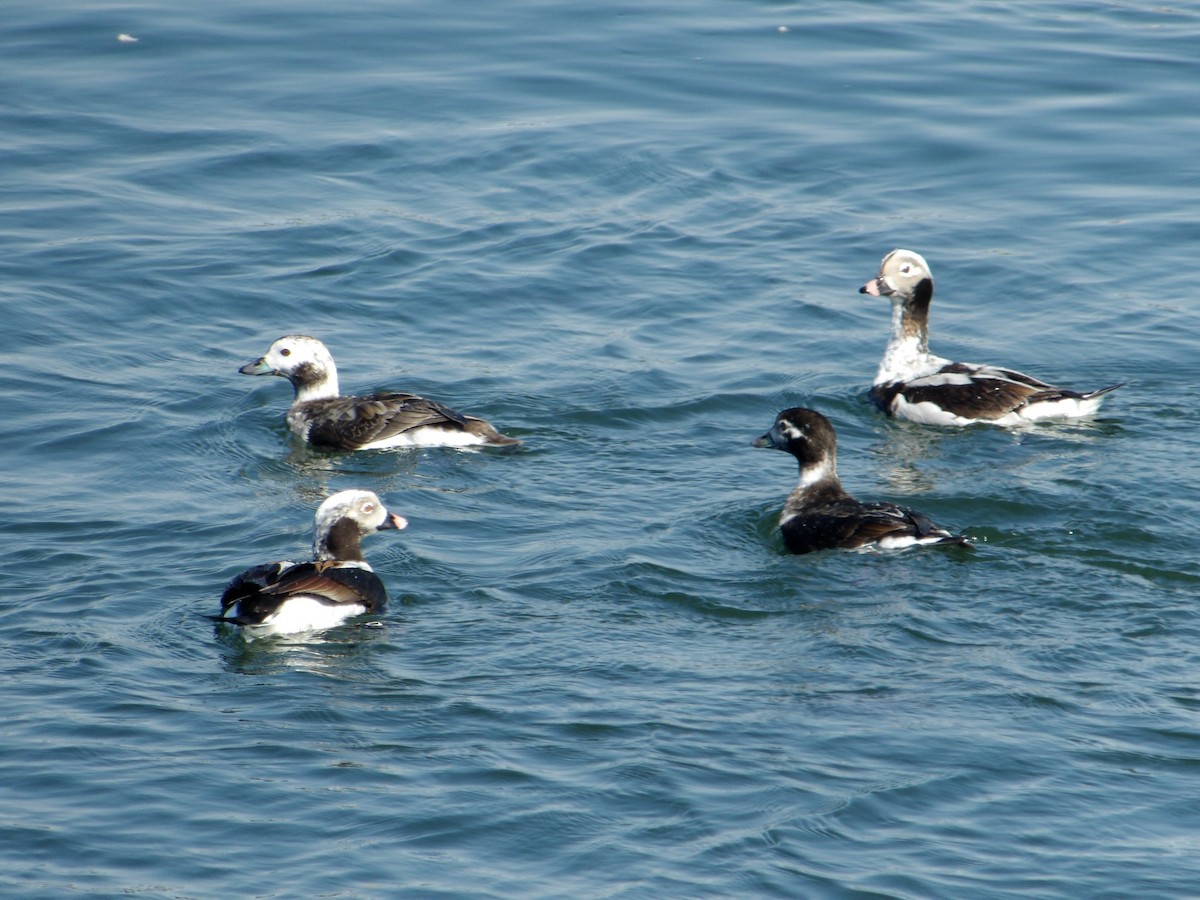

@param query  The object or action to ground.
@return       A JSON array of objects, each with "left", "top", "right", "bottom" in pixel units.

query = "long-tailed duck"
[
  {"left": 859, "top": 249, "right": 1123, "bottom": 426},
  {"left": 213, "top": 489, "right": 406, "bottom": 638},
  {"left": 240, "top": 334, "right": 520, "bottom": 449},
  {"left": 753, "top": 407, "right": 969, "bottom": 554}
]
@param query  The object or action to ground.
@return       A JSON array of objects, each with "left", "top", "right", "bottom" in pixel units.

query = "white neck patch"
[{"left": 797, "top": 456, "right": 835, "bottom": 490}]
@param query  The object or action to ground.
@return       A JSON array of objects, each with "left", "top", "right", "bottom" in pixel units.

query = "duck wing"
[
  {"left": 216, "top": 561, "right": 387, "bottom": 624},
  {"left": 304, "top": 392, "right": 469, "bottom": 450},
  {"left": 857, "top": 501, "right": 958, "bottom": 541},
  {"left": 942, "top": 362, "right": 1055, "bottom": 390},
  {"left": 874, "top": 363, "right": 1046, "bottom": 422},
  {"left": 782, "top": 496, "right": 963, "bottom": 554},
  {"left": 219, "top": 560, "right": 293, "bottom": 614}
]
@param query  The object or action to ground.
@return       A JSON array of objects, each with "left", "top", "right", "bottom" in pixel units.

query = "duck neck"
[
  {"left": 314, "top": 518, "right": 365, "bottom": 562},
  {"left": 783, "top": 463, "right": 849, "bottom": 519},
  {"left": 797, "top": 456, "right": 838, "bottom": 492},
  {"left": 290, "top": 362, "right": 340, "bottom": 404},
  {"left": 876, "top": 279, "right": 936, "bottom": 383}
]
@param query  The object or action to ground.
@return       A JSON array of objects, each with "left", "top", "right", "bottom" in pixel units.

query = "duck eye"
[
  {"left": 900, "top": 265, "right": 911, "bottom": 274},
  {"left": 280, "top": 348, "right": 291, "bottom": 357},
  {"left": 362, "top": 502, "right": 375, "bottom": 514}
]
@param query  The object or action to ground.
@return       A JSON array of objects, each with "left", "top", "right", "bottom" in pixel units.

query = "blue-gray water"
[{"left": 4, "top": 1, "right": 1200, "bottom": 896}]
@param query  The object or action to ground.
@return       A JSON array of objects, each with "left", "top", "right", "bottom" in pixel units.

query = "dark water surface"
[{"left": 3, "top": 1, "right": 1200, "bottom": 896}]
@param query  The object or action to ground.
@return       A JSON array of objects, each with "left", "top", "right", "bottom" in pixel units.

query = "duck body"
[
  {"left": 218, "top": 560, "right": 388, "bottom": 637},
  {"left": 753, "top": 407, "right": 968, "bottom": 554},
  {"left": 240, "top": 335, "right": 520, "bottom": 450},
  {"left": 868, "top": 362, "right": 1121, "bottom": 428},
  {"left": 214, "top": 489, "right": 406, "bottom": 638},
  {"left": 772, "top": 481, "right": 964, "bottom": 555},
  {"left": 860, "top": 250, "right": 1122, "bottom": 426},
  {"left": 286, "top": 391, "right": 511, "bottom": 450}
]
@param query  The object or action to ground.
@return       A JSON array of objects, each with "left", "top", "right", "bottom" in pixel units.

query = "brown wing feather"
[
  {"left": 260, "top": 567, "right": 371, "bottom": 605},
  {"left": 216, "top": 561, "right": 386, "bottom": 625},
  {"left": 304, "top": 393, "right": 468, "bottom": 449},
  {"left": 939, "top": 362, "right": 1054, "bottom": 390},
  {"left": 900, "top": 374, "right": 1042, "bottom": 420},
  {"left": 781, "top": 494, "right": 960, "bottom": 554}
]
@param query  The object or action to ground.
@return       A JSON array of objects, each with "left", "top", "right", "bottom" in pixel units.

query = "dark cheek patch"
[{"left": 293, "top": 361, "right": 324, "bottom": 388}]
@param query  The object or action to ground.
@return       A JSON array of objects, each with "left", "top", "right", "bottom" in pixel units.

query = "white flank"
[
  {"left": 873, "top": 533, "right": 951, "bottom": 551},
  {"left": 1016, "top": 395, "right": 1107, "bottom": 422},
  {"left": 892, "top": 389, "right": 1108, "bottom": 427},
  {"left": 890, "top": 396, "right": 976, "bottom": 427},
  {"left": 358, "top": 427, "right": 490, "bottom": 450},
  {"left": 241, "top": 596, "right": 365, "bottom": 638}
]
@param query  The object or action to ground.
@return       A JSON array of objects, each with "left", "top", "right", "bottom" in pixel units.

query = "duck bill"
[
  {"left": 378, "top": 513, "right": 408, "bottom": 532},
  {"left": 751, "top": 432, "right": 777, "bottom": 449},
  {"left": 239, "top": 357, "right": 273, "bottom": 376},
  {"left": 859, "top": 276, "right": 893, "bottom": 297}
]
